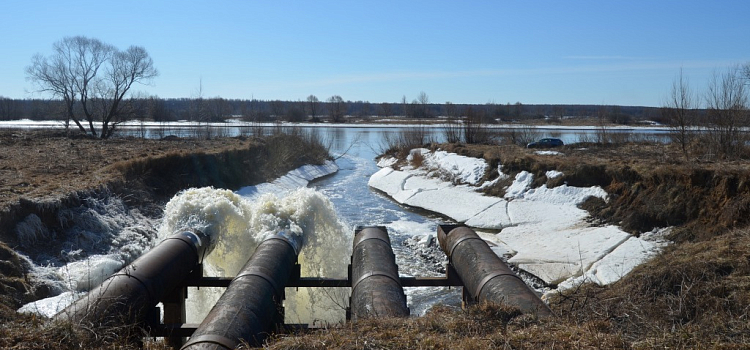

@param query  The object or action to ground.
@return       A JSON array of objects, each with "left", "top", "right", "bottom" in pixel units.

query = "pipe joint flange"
[
  {"left": 234, "top": 267, "right": 284, "bottom": 300},
  {"left": 474, "top": 271, "right": 524, "bottom": 301},
  {"left": 181, "top": 334, "right": 238, "bottom": 350}
]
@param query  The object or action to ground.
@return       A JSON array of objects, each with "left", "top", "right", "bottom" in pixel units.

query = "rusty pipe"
[
  {"left": 181, "top": 231, "right": 300, "bottom": 350},
  {"left": 54, "top": 229, "right": 211, "bottom": 327},
  {"left": 437, "top": 225, "right": 552, "bottom": 317},
  {"left": 349, "top": 226, "right": 409, "bottom": 320}
]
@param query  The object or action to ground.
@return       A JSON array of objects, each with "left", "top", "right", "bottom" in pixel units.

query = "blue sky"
[{"left": 2, "top": 1, "right": 749, "bottom": 106}]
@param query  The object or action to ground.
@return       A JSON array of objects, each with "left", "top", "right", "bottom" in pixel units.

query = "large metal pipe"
[
  {"left": 181, "top": 232, "right": 300, "bottom": 350},
  {"left": 437, "top": 225, "right": 553, "bottom": 317},
  {"left": 55, "top": 229, "right": 212, "bottom": 327},
  {"left": 350, "top": 226, "right": 409, "bottom": 320}
]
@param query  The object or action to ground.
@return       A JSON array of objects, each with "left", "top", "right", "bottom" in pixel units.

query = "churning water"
[{"left": 159, "top": 187, "right": 351, "bottom": 324}]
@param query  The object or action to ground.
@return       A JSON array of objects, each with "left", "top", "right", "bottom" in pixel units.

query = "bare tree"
[
  {"left": 188, "top": 79, "right": 209, "bottom": 123},
  {"left": 400, "top": 95, "right": 409, "bottom": 118},
  {"left": 327, "top": 95, "right": 346, "bottom": 123},
  {"left": 443, "top": 101, "right": 462, "bottom": 143},
  {"left": 418, "top": 91, "right": 430, "bottom": 118},
  {"left": 286, "top": 104, "right": 306, "bottom": 122},
  {"left": 595, "top": 106, "right": 610, "bottom": 144},
  {"left": 0, "top": 96, "right": 20, "bottom": 121},
  {"left": 463, "top": 107, "right": 493, "bottom": 144},
  {"left": 26, "top": 36, "right": 157, "bottom": 138},
  {"left": 551, "top": 105, "right": 565, "bottom": 124},
  {"left": 306, "top": 95, "right": 320, "bottom": 122},
  {"left": 379, "top": 102, "right": 393, "bottom": 118},
  {"left": 207, "top": 97, "right": 231, "bottom": 122},
  {"left": 270, "top": 100, "right": 286, "bottom": 120},
  {"left": 663, "top": 69, "right": 697, "bottom": 160},
  {"left": 148, "top": 96, "right": 172, "bottom": 122},
  {"left": 357, "top": 101, "right": 372, "bottom": 119},
  {"left": 704, "top": 66, "right": 749, "bottom": 158}
]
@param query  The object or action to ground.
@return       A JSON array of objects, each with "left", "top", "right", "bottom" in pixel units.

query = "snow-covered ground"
[{"left": 369, "top": 148, "right": 668, "bottom": 296}]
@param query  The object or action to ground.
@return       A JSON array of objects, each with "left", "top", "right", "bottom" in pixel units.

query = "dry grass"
[
  {"left": 549, "top": 227, "right": 750, "bottom": 349},
  {"left": 265, "top": 303, "right": 627, "bottom": 350},
  {"left": 0, "top": 312, "right": 172, "bottom": 350}
]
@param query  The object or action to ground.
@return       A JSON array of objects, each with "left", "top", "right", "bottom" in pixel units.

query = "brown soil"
[{"left": 0, "top": 129, "right": 254, "bottom": 209}]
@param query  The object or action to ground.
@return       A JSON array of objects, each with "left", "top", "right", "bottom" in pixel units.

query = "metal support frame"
[{"left": 118, "top": 224, "right": 553, "bottom": 349}]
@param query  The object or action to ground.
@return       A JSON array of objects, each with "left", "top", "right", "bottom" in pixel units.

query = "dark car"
[{"left": 526, "top": 138, "right": 564, "bottom": 149}]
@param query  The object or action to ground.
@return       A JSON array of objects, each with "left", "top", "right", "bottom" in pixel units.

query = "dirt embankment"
[{"left": 0, "top": 129, "right": 329, "bottom": 313}]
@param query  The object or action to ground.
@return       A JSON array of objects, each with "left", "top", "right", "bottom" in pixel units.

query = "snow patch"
[
  {"left": 504, "top": 171, "right": 533, "bottom": 199},
  {"left": 535, "top": 150, "right": 563, "bottom": 156},
  {"left": 546, "top": 170, "right": 563, "bottom": 179},
  {"left": 377, "top": 156, "right": 397, "bottom": 168}
]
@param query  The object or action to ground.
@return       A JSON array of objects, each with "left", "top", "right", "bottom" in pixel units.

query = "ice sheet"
[{"left": 370, "top": 149, "right": 667, "bottom": 291}]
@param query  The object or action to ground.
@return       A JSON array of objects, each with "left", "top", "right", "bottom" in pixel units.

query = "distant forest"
[{"left": 0, "top": 96, "right": 664, "bottom": 125}]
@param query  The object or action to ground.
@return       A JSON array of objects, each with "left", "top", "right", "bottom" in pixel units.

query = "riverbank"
[
  {"left": 0, "top": 129, "right": 331, "bottom": 316},
  {"left": 361, "top": 140, "right": 750, "bottom": 348}
]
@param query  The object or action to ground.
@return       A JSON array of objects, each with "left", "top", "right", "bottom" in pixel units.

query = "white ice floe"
[
  {"left": 406, "top": 148, "right": 487, "bottom": 185},
  {"left": 426, "top": 149, "right": 488, "bottom": 185},
  {"left": 18, "top": 291, "right": 82, "bottom": 319},
  {"left": 236, "top": 160, "right": 338, "bottom": 198},
  {"left": 369, "top": 148, "right": 666, "bottom": 293},
  {"left": 377, "top": 156, "right": 398, "bottom": 168}
]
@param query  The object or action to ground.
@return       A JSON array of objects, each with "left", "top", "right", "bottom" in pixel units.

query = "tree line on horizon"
[{"left": 0, "top": 95, "right": 661, "bottom": 124}]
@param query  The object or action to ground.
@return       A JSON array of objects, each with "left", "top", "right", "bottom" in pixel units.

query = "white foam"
[{"left": 159, "top": 187, "right": 351, "bottom": 324}]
